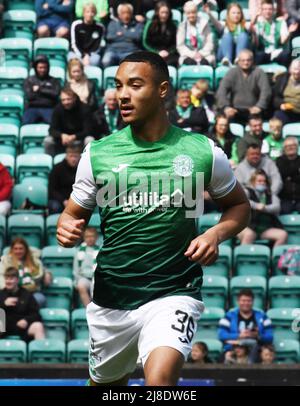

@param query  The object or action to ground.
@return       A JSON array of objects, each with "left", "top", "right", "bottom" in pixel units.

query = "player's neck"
[{"left": 131, "top": 112, "right": 170, "bottom": 142}]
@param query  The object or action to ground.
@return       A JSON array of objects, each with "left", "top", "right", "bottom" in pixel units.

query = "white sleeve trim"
[
  {"left": 70, "top": 143, "right": 97, "bottom": 210},
  {"left": 206, "top": 138, "right": 237, "bottom": 199},
  {"left": 71, "top": 20, "right": 83, "bottom": 56}
]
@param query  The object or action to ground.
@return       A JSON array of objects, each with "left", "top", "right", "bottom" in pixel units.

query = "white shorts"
[{"left": 86, "top": 295, "right": 205, "bottom": 384}]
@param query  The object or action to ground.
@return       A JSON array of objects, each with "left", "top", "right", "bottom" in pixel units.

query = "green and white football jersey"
[{"left": 71, "top": 125, "right": 236, "bottom": 309}]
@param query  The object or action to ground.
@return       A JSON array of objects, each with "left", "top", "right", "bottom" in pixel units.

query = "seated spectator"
[
  {"left": 73, "top": 227, "right": 100, "bottom": 307},
  {"left": 286, "top": 0, "right": 300, "bottom": 35},
  {"left": 224, "top": 343, "right": 251, "bottom": 364},
  {"left": 235, "top": 144, "right": 283, "bottom": 194},
  {"left": 218, "top": 288, "right": 273, "bottom": 363},
  {"left": 260, "top": 344, "right": 275, "bottom": 364},
  {"left": 177, "top": 1, "right": 215, "bottom": 66},
  {"left": 0, "top": 267, "right": 45, "bottom": 341},
  {"left": 23, "top": 55, "right": 61, "bottom": 125},
  {"left": 237, "top": 169, "right": 288, "bottom": 245},
  {"left": 252, "top": 0, "right": 295, "bottom": 67},
  {"left": 190, "top": 79, "right": 215, "bottom": 123},
  {"left": 216, "top": 49, "right": 271, "bottom": 124},
  {"left": 276, "top": 136, "right": 300, "bottom": 214},
  {"left": 45, "top": 87, "right": 92, "bottom": 156},
  {"left": 262, "top": 117, "right": 284, "bottom": 160},
  {"left": 91, "top": 88, "right": 123, "bottom": 138},
  {"left": 273, "top": 59, "right": 300, "bottom": 124},
  {"left": 169, "top": 89, "right": 209, "bottom": 133},
  {"left": 204, "top": 2, "right": 252, "bottom": 66},
  {"left": 69, "top": 3, "right": 105, "bottom": 67},
  {"left": 67, "top": 59, "right": 97, "bottom": 110},
  {"left": 142, "top": 1, "right": 178, "bottom": 67},
  {"left": 208, "top": 114, "right": 238, "bottom": 166},
  {"left": 189, "top": 341, "right": 213, "bottom": 364},
  {"left": 36, "top": 0, "right": 73, "bottom": 38},
  {"left": 75, "top": 0, "right": 108, "bottom": 22},
  {"left": 102, "top": 3, "right": 144, "bottom": 68},
  {"left": 0, "top": 162, "right": 13, "bottom": 216},
  {"left": 0, "top": 238, "right": 52, "bottom": 307},
  {"left": 48, "top": 144, "right": 82, "bottom": 214},
  {"left": 237, "top": 114, "right": 268, "bottom": 162}
]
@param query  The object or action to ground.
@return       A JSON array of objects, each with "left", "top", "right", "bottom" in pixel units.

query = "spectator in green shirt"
[{"left": 262, "top": 117, "right": 284, "bottom": 160}]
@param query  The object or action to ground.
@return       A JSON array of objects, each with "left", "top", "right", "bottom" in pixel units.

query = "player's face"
[{"left": 115, "top": 62, "right": 165, "bottom": 124}]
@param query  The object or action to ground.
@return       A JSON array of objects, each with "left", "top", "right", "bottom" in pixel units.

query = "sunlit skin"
[
  {"left": 184, "top": 5, "right": 198, "bottom": 25},
  {"left": 252, "top": 174, "right": 267, "bottom": 189},
  {"left": 290, "top": 62, "right": 300, "bottom": 82},
  {"left": 228, "top": 6, "right": 242, "bottom": 24},
  {"left": 249, "top": 118, "right": 263, "bottom": 137},
  {"left": 105, "top": 91, "right": 118, "bottom": 110},
  {"left": 261, "top": 3, "right": 274, "bottom": 22},
  {"left": 61, "top": 92, "right": 77, "bottom": 110},
  {"left": 11, "top": 242, "right": 27, "bottom": 262},
  {"left": 83, "top": 230, "right": 98, "bottom": 247},
  {"left": 246, "top": 147, "right": 262, "bottom": 167},
  {"left": 191, "top": 345, "right": 207, "bottom": 363},
  {"left": 283, "top": 139, "right": 298, "bottom": 159},
  {"left": 215, "top": 117, "right": 229, "bottom": 138},
  {"left": 261, "top": 348, "right": 275, "bottom": 364},
  {"left": 83, "top": 6, "right": 96, "bottom": 24},
  {"left": 69, "top": 66, "right": 84, "bottom": 82},
  {"left": 269, "top": 123, "right": 282, "bottom": 140},
  {"left": 4, "top": 275, "right": 19, "bottom": 292},
  {"left": 65, "top": 151, "right": 81, "bottom": 168},
  {"left": 176, "top": 91, "right": 192, "bottom": 109},
  {"left": 118, "top": 6, "right": 133, "bottom": 25},
  {"left": 238, "top": 51, "right": 254, "bottom": 72}
]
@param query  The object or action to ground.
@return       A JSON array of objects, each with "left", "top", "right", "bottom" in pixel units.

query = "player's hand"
[
  {"left": 57, "top": 219, "right": 85, "bottom": 248},
  {"left": 184, "top": 230, "right": 219, "bottom": 266}
]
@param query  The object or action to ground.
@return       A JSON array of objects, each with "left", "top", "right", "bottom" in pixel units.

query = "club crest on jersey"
[{"left": 173, "top": 155, "right": 194, "bottom": 177}]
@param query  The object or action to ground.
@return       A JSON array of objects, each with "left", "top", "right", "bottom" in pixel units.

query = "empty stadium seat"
[
  {"left": 71, "top": 309, "right": 88, "bottom": 340},
  {"left": 214, "top": 66, "right": 230, "bottom": 89},
  {"left": 0, "top": 123, "right": 19, "bottom": 157},
  {"left": 84, "top": 66, "right": 103, "bottom": 93},
  {"left": 42, "top": 246, "right": 76, "bottom": 278},
  {"left": 202, "top": 275, "right": 228, "bottom": 308},
  {"left": 0, "top": 94, "right": 24, "bottom": 126},
  {"left": 267, "top": 308, "right": 300, "bottom": 342},
  {"left": 7, "top": 213, "right": 44, "bottom": 248},
  {"left": 34, "top": 38, "right": 69, "bottom": 68},
  {"left": 282, "top": 122, "right": 300, "bottom": 142},
  {"left": 229, "top": 123, "right": 244, "bottom": 138},
  {"left": 0, "top": 153, "right": 15, "bottom": 176},
  {"left": 44, "top": 277, "right": 73, "bottom": 310},
  {"left": 12, "top": 182, "right": 48, "bottom": 211},
  {"left": 53, "top": 153, "right": 65, "bottom": 165},
  {"left": 67, "top": 339, "right": 89, "bottom": 363},
  {"left": 197, "top": 307, "right": 225, "bottom": 339},
  {"left": 46, "top": 214, "right": 60, "bottom": 246},
  {"left": 272, "top": 245, "right": 300, "bottom": 275},
  {"left": 0, "top": 67, "right": 28, "bottom": 91},
  {"left": 0, "top": 38, "right": 32, "bottom": 69},
  {"left": 202, "top": 245, "right": 232, "bottom": 277},
  {"left": 16, "top": 153, "right": 52, "bottom": 185},
  {"left": 274, "top": 339, "right": 300, "bottom": 364},
  {"left": 28, "top": 339, "right": 66, "bottom": 363},
  {"left": 269, "top": 275, "right": 300, "bottom": 308},
  {"left": 103, "top": 66, "right": 118, "bottom": 89},
  {"left": 259, "top": 63, "right": 287, "bottom": 77},
  {"left": 178, "top": 65, "right": 214, "bottom": 89},
  {"left": 3, "top": 10, "right": 36, "bottom": 40},
  {"left": 168, "top": 65, "right": 178, "bottom": 89},
  {"left": 0, "top": 339, "right": 27, "bottom": 363},
  {"left": 20, "top": 124, "right": 49, "bottom": 154},
  {"left": 234, "top": 244, "right": 270, "bottom": 277},
  {"left": 29, "top": 66, "right": 66, "bottom": 86},
  {"left": 230, "top": 276, "right": 267, "bottom": 310},
  {"left": 279, "top": 215, "right": 300, "bottom": 244},
  {"left": 40, "top": 308, "right": 70, "bottom": 342},
  {"left": 6, "top": 0, "right": 35, "bottom": 11}
]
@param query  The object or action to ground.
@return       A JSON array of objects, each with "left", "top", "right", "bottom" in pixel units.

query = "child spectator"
[
  {"left": 189, "top": 341, "right": 213, "bottom": 364},
  {"left": 260, "top": 344, "right": 275, "bottom": 364},
  {"left": 190, "top": 79, "right": 215, "bottom": 123},
  {"left": 73, "top": 227, "right": 100, "bottom": 307},
  {"left": 262, "top": 117, "right": 284, "bottom": 160},
  {"left": 75, "top": 0, "right": 108, "bottom": 22},
  {"left": 224, "top": 343, "right": 251, "bottom": 364}
]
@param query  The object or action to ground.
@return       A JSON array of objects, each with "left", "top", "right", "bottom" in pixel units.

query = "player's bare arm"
[
  {"left": 185, "top": 182, "right": 250, "bottom": 265},
  {"left": 57, "top": 199, "right": 93, "bottom": 247}
]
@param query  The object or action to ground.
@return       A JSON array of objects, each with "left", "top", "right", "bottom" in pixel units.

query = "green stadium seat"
[
  {"left": 40, "top": 308, "right": 70, "bottom": 342},
  {"left": 0, "top": 87, "right": 24, "bottom": 99},
  {"left": 291, "top": 36, "right": 300, "bottom": 52},
  {"left": 197, "top": 213, "right": 231, "bottom": 246},
  {"left": 34, "top": 38, "right": 69, "bottom": 68},
  {"left": 12, "top": 182, "right": 48, "bottom": 211},
  {"left": 28, "top": 339, "right": 66, "bottom": 363},
  {"left": 0, "top": 38, "right": 32, "bottom": 69},
  {"left": 0, "top": 153, "right": 15, "bottom": 176},
  {"left": 229, "top": 123, "right": 244, "bottom": 138},
  {"left": 7, "top": 213, "right": 44, "bottom": 248},
  {"left": 192, "top": 337, "right": 222, "bottom": 362},
  {"left": 67, "top": 339, "right": 89, "bottom": 363},
  {"left": 0, "top": 214, "right": 6, "bottom": 254},
  {"left": 234, "top": 244, "right": 270, "bottom": 277},
  {"left": 197, "top": 307, "right": 225, "bottom": 339},
  {"left": 20, "top": 124, "right": 49, "bottom": 154},
  {"left": 84, "top": 65, "right": 103, "bottom": 93},
  {"left": 168, "top": 65, "right": 177, "bottom": 89},
  {"left": 282, "top": 123, "right": 300, "bottom": 142},
  {"left": 202, "top": 275, "right": 228, "bottom": 308},
  {"left": 267, "top": 308, "right": 300, "bottom": 342},
  {"left": 6, "top": 0, "right": 35, "bottom": 11},
  {"left": 146, "top": 8, "right": 182, "bottom": 24},
  {"left": 279, "top": 215, "right": 300, "bottom": 244},
  {"left": 272, "top": 245, "right": 300, "bottom": 275},
  {"left": 71, "top": 309, "right": 88, "bottom": 340},
  {"left": 0, "top": 123, "right": 19, "bottom": 157},
  {"left": 0, "top": 94, "right": 24, "bottom": 126},
  {"left": 259, "top": 64, "right": 287, "bottom": 80},
  {"left": 44, "top": 277, "right": 73, "bottom": 310},
  {"left": 274, "top": 339, "right": 300, "bottom": 364},
  {"left": 46, "top": 214, "right": 60, "bottom": 246},
  {"left": 16, "top": 153, "right": 52, "bottom": 185},
  {"left": 178, "top": 65, "right": 214, "bottom": 90},
  {"left": 202, "top": 245, "right": 232, "bottom": 277},
  {"left": 3, "top": 10, "right": 36, "bottom": 40},
  {"left": 0, "top": 339, "right": 27, "bottom": 363},
  {"left": 0, "top": 67, "right": 28, "bottom": 91},
  {"left": 103, "top": 66, "right": 118, "bottom": 89},
  {"left": 53, "top": 153, "right": 65, "bottom": 165},
  {"left": 42, "top": 246, "right": 76, "bottom": 278},
  {"left": 214, "top": 66, "right": 229, "bottom": 89},
  {"left": 230, "top": 276, "right": 267, "bottom": 310},
  {"left": 269, "top": 275, "right": 300, "bottom": 308},
  {"left": 29, "top": 66, "right": 66, "bottom": 86}
]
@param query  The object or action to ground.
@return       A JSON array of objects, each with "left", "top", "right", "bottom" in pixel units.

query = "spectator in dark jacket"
[
  {"left": 69, "top": 3, "right": 105, "bottom": 66},
  {"left": 276, "top": 136, "right": 300, "bottom": 214},
  {"left": 216, "top": 49, "right": 272, "bottom": 124},
  {"left": 45, "top": 87, "right": 92, "bottom": 156},
  {"left": 208, "top": 114, "right": 237, "bottom": 165},
  {"left": 102, "top": 3, "right": 144, "bottom": 68},
  {"left": 36, "top": 0, "right": 73, "bottom": 38},
  {"left": 169, "top": 89, "right": 209, "bottom": 134},
  {"left": 142, "top": 1, "right": 178, "bottom": 67},
  {"left": 0, "top": 163, "right": 13, "bottom": 216},
  {"left": 48, "top": 144, "right": 81, "bottom": 213},
  {"left": 91, "top": 88, "right": 123, "bottom": 138},
  {"left": 273, "top": 59, "right": 300, "bottom": 124},
  {"left": 287, "top": 0, "right": 300, "bottom": 31},
  {"left": 23, "top": 55, "right": 61, "bottom": 125},
  {"left": 218, "top": 289, "right": 273, "bottom": 363},
  {"left": 0, "top": 267, "right": 45, "bottom": 342},
  {"left": 237, "top": 114, "right": 268, "bottom": 162}
]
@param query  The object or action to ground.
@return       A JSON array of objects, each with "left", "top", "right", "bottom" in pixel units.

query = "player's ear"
[{"left": 159, "top": 80, "right": 169, "bottom": 100}]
